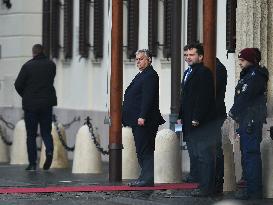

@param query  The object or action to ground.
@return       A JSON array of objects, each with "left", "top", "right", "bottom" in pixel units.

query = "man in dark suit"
[
  {"left": 15, "top": 44, "right": 57, "bottom": 171},
  {"left": 122, "top": 49, "right": 165, "bottom": 187},
  {"left": 177, "top": 43, "right": 216, "bottom": 196},
  {"left": 180, "top": 46, "right": 199, "bottom": 184},
  {"left": 214, "top": 58, "right": 227, "bottom": 194}
]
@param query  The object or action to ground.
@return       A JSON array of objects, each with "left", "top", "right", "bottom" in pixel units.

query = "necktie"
[{"left": 184, "top": 67, "right": 192, "bottom": 84}]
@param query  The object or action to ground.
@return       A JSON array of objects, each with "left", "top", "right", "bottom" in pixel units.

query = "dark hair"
[
  {"left": 32, "top": 44, "right": 44, "bottom": 56},
  {"left": 184, "top": 42, "right": 204, "bottom": 56}
]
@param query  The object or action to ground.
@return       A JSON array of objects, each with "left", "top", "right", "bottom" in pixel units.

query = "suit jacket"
[
  {"left": 178, "top": 63, "right": 215, "bottom": 140},
  {"left": 14, "top": 54, "right": 57, "bottom": 111},
  {"left": 122, "top": 65, "right": 165, "bottom": 127},
  {"left": 216, "top": 58, "right": 227, "bottom": 120}
]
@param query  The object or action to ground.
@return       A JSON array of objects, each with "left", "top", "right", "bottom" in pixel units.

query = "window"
[
  {"left": 127, "top": 0, "right": 139, "bottom": 59},
  {"left": 42, "top": 0, "right": 51, "bottom": 57},
  {"left": 93, "top": 0, "right": 104, "bottom": 58},
  {"left": 148, "top": 0, "right": 158, "bottom": 57},
  {"left": 187, "top": 0, "right": 198, "bottom": 44},
  {"left": 42, "top": 0, "right": 61, "bottom": 58},
  {"left": 163, "top": 0, "right": 172, "bottom": 59},
  {"left": 226, "top": 0, "right": 237, "bottom": 53},
  {"left": 79, "top": 0, "right": 90, "bottom": 58},
  {"left": 63, "top": 0, "right": 73, "bottom": 59}
]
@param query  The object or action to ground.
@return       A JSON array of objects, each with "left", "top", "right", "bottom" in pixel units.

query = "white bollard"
[
  {"left": 39, "top": 123, "right": 69, "bottom": 169},
  {"left": 122, "top": 127, "right": 140, "bottom": 179},
  {"left": 213, "top": 199, "right": 243, "bottom": 205},
  {"left": 72, "top": 125, "right": 102, "bottom": 173},
  {"left": 223, "top": 142, "right": 236, "bottom": 191},
  {"left": 223, "top": 118, "right": 243, "bottom": 183},
  {"left": 222, "top": 119, "right": 236, "bottom": 192},
  {"left": 233, "top": 140, "right": 243, "bottom": 182},
  {"left": 261, "top": 133, "right": 273, "bottom": 198},
  {"left": 155, "top": 129, "right": 182, "bottom": 183},
  {"left": 0, "top": 126, "right": 9, "bottom": 162},
  {"left": 10, "top": 120, "right": 28, "bottom": 165}
]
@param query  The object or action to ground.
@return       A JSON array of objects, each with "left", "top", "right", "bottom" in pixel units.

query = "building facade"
[{"left": 0, "top": 0, "right": 272, "bottom": 163}]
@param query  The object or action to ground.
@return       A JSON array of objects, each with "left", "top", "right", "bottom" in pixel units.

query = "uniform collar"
[{"left": 240, "top": 65, "right": 256, "bottom": 77}]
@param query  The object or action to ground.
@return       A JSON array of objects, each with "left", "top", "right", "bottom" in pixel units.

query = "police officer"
[{"left": 229, "top": 48, "right": 268, "bottom": 200}]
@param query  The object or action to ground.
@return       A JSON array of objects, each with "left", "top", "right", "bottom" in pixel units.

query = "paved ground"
[{"left": 0, "top": 163, "right": 272, "bottom": 205}]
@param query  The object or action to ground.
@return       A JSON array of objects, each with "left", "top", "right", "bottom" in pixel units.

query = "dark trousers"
[
  {"left": 189, "top": 125, "right": 216, "bottom": 193},
  {"left": 186, "top": 139, "right": 199, "bottom": 181},
  {"left": 214, "top": 118, "right": 224, "bottom": 191},
  {"left": 131, "top": 124, "right": 158, "bottom": 182},
  {"left": 238, "top": 122, "right": 263, "bottom": 197},
  {"left": 24, "top": 107, "right": 54, "bottom": 165}
]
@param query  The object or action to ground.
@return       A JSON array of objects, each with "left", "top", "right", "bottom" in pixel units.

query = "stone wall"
[{"left": 236, "top": 0, "right": 273, "bottom": 116}]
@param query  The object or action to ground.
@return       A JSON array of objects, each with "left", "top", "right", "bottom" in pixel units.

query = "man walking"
[
  {"left": 122, "top": 49, "right": 165, "bottom": 187},
  {"left": 15, "top": 44, "right": 57, "bottom": 171}
]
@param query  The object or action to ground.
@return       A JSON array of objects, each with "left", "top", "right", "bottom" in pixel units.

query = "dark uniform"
[{"left": 230, "top": 65, "right": 268, "bottom": 199}]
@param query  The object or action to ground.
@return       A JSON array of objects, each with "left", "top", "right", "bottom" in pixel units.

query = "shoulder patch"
[{"left": 242, "top": 84, "right": 248, "bottom": 92}]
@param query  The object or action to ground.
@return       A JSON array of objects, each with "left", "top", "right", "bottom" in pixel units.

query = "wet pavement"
[{"left": 0, "top": 162, "right": 272, "bottom": 205}]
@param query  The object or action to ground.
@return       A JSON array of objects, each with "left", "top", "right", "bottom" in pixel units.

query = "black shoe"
[
  {"left": 25, "top": 164, "right": 36, "bottom": 171},
  {"left": 183, "top": 174, "right": 198, "bottom": 183},
  {"left": 236, "top": 179, "right": 247, "bottom": 187},
  {"left": 190, "top": 189, "right": 212, "bottom": 197},
  {"left": 213, "top": 189, "right": 223, "bottom": 196},
  {"left": 129, "top": 180, "right": 154, "bottom": 187},
  {"left": 235, "top": 189, "right": 262, "bottom": 200},
  {"left": 213, "top": 184, "right": 223, "bottom": 196},
  {"left": 128, "top": 180, "right": 140, "bottom": 187},
  {"left": 234, "top": 189, "right": 249, "bottom": 200},
  {"left": 43, "top": 153, "right": 53, "bottom": 170}
]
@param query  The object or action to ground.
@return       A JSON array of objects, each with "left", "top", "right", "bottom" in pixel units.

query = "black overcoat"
[
  {"left": 14, "top": 54, "right": 57, "bottom": 111},
  {"left": 216, "top": 58, "right": 227, "bottom": 119},
  {"left": 178, "top": 63, "right": 215, "bottom": 140},
  {"left": 122, "top": 65, "right": 165, "bottom": 127}
]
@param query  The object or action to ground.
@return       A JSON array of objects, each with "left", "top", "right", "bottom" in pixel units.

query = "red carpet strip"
[{"left": 0, "top": 183, "right": 198, "bottom": 194}]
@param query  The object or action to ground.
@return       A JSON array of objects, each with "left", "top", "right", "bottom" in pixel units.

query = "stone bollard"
[
  {"left": 223, "top": 141, "right": 236, "bottom": 191},
  {"left": 72, "top": 125, "right": 102, "bottom": 173},
  {"left": 39, "top": 123, "right": 69, "bottom": 169},
  {"left": 154, "top": 129, "right": 181, "bottom": 183},
  {"left": 122, "top": 127, "right": 140, "bottom": 179},
  {"left": 0, "top": 127, "right": 9, "bottom": 163},
  {"left": 212, "top": 199, "right": 243, "bottom": 205},
  {"left": 233, "top": 139, "right": 243, "bottom": 182},
  {"left": 261, "top": 127, "right": 273, "bottom": 198},
  {"left": 10, "top": 120, "right": 28, "bottom": 165},
  {"left": 222, "top": 118, "right": 236, "bottom": 192}
]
